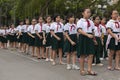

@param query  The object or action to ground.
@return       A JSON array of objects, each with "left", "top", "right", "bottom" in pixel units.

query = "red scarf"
[
  {"left": 95, "top": 24, "right": 100, "bottom": 33},
  {"left": 86, "top": 19, "right": 91, "bottom": 29},
  {"left": 101, "top": 23, "right": 106, "bottom": 28},
  {"left": 40, "top": 23, "right": 42, "bottom": 32},
  {"left": 70, "top": 25, "right": 75, "bottom": 31},
  {"left": 115, "top": 22, "right": 120, "bottom": 28},
  {"left": 57, "top": 22, "right": 61, "bottom": 31}
]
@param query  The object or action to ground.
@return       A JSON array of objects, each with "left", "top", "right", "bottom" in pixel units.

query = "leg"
[{"left": 115, "top": 50, "right": 120, "bottom": 70}]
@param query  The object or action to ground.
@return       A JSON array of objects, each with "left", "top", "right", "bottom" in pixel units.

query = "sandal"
[
  {"left": 107, "top": 66, "right": 114, "bottom": 71},
  {"left": 114, "top": 67, "right": 120, "bottom": 71},
  {"left": 80, "top": 71, "right": 87, "bottom": 76},
  {"left": 87, "top": 71, "right": 97, "bottom": 76}
]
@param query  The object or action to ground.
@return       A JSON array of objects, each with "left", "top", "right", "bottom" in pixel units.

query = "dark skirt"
[
  {"left": 22, "top": 32, "right": 29, "bottom": 43},
  {"left": 9, "top": 34, "right": 16, "bottom": 42},
  {"left": 108, "top": 37, "right": 120, "bottom": 50},
  {"left": 1, "top": 36, "right": 7, "bottom": 43},
  {"left": 51, "top": 32, "right": 64, "bottom": 50},
  {"left": 35, "top": 33, "right": 43, "bottom": 47},
  {"left": 64, "top": 34, "right": 77, "bottom": 53},
  {"left": 45, "top": 33, "right": 52, "bottom": 47},
  {"left": 77, "top": 34, "right": 95, "bottom": 57},
  {"left": 28, "top": 34, "right": 35, "bottom": 46}
]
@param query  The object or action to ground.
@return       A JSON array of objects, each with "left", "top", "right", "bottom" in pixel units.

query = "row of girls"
[{"left": 0, "top": 8, "right": 120, "bottom": 76}]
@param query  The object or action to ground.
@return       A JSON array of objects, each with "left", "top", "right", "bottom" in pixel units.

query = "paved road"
[{"left": 0, "top": 48, "right": 120, "bottom": 80}]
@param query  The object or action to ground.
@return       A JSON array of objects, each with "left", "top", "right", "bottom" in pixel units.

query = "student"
[
  {"left": 34, "top": 16, "right": 45, "bottom": 59},
  {"left": 64, "top": 13, "right": 80, "bottom": 70},
  {"left": 92, "top": 16, "right": 103, "bottom": 66},
  {"left": 27, "top": 18, "right": 36, "bottom": 57},
  {"left": 43, "top": 15, "right": 53, "bottom": 61},
  {"left": 106, "top": 10, "right": 120, "bottom": 70},
  {"left": 50, "top": 14, "right": 65, "bottom": 65},
  {"left": 8, "top": 24, "right": 16, "bottom": 49},
  {"left": 2, "top": 26, "right": 8, "bottom": 49},
  {"left": 77, "top": 8, "right": 97, "bottom": 76},
  {"left": 23, "top": 19, "right": 30, "bottom": 54},
  {"left": 16, "top": 21, "right": 24, "bottom": 52},
  {"left": 101, "top": 17, "right": 108, "bottom": 60}
]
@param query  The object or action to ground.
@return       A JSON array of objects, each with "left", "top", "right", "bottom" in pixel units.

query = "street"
[{"left": 0, "top": 48, "right": 120, "bottom": 80}]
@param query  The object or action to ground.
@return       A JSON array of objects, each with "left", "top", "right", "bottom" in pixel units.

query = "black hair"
[
  {"left": 53, "top": 13, "right": 60, "bottom": 21},
  {"left": 93, "top": 15, "right": 101, "bottom": 20},
  {"left": 44, "top": 15, "right": 51, "bottom": 23},
  {"left": 65, "top": 13, "right": 74, "bottom": 23}
]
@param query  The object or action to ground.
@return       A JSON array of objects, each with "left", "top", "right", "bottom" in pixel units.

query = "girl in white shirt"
[
  {"left": 27, "top": 19, "right": 36, "bottom": 57},
  {"left": 77, "top": 8, "right": 97, "bottom": 76},
  {"left": 106, "top": 10, "right": 120, "bottom": 70},
  {"left": 50, "top": 14, "right": 65, "bottom": 65},
  {"left": 64, "top": 13, "right": 80, "bottom": 70},
  {"left": 34, "top": 16, "right": 45, "bottom": 59}
]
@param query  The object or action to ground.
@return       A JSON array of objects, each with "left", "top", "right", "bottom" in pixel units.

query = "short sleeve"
[
  {"left": 50, "top": 23, "right": 55, "bottom": 31},
  {"left": 64, "top": 24, "right": 69, "bottom": 32},
  {"left": 106, "top": 21, "right": 112, "bottom": 29},
  {"left": 77, "top": 20, "right": 82, "bottom": 31}
]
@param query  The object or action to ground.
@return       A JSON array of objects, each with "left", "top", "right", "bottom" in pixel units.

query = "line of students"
[{"left": 0, "top": 8, "right": 120, "bottom": 76}]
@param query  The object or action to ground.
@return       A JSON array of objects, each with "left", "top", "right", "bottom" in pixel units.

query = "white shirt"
[
  {"left": 22, "top": 25, "right": 30, "bottom": 32},
  {"left": 16, "top": 25, "right": 24, "bottom": 32},
  {"left": 8, "top": 28, "right": 16, "bottom": 33},
  {"left": 100, "top": 24, "right": 107, "bottom": 35},
  {"left": 106, "top": 19, "right": 120, "bottom": 32},
  {"left": 50, "top": 22, "right": 64, "bottom": 33},
  {"left": 94, "top": 24, "right": 102, "bottom": 37},
  {"left": 64, "top": 23, "right": 77, "bottom": 35},
  {"left": 43, "top": 23, "right": 51, "bottom": 33},
  {"left": 34, "top": 23, "right": 44, "bottom": 33},
  {"left": 77, "top": 18, "right": 95, "bottom": 33},
  {"left": 27, "top": 25, "right": 36, "bottom": 34}
]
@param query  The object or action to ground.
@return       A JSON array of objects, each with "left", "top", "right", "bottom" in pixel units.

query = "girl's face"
[
  {"left": 56, "top": 16, "right": 61, "bottom": 22},
  {"left": 94, "top": 17, "right": 101, "bottom": 24},
  {"left": 101, "top": 18, "right": 106, "bottom": 24},
  {"left": 46, "top": 16, "right": 51, "bottom": 23},
  {"left": 11, "top": 24, "right": 15, "bottom": 28},
  {"left": 69, "top": 16, "right": 75, "bottom": 23},
  {"left": 20, "top": 22, "right": 23, "bottom": 25},
  {"left": 111, "top": 10, "right": 119, "bottom": 19},
  {"left": 32, "top": 19, "right": 36, "bottom": 25},
  {"left": 25, "top": 19, "right": 29, "bottom": 25},
  {"left": 39, "top": 17, "right": 43, "bottom": 23},
  {"left": 82, "top": 9, "right": 91, "bottom": 19}
]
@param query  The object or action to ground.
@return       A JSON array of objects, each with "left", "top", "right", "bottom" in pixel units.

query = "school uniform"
[
  {"left": 50, "top": 22, "right": 64, "bottom": 50},
  {"left": 101, "top": 24, "right": 108, "bottom": 58},
  {"left": 106, "top": 19, "right": 120, "bottom": 51},
  {"left": 77, "top": 18, "right": 95, "bottom": 57},
  {"left": 16, "top": 25, "right": 24, "bottom": 43},
  {"left": 34, "top": 23, "right": 44, "bottom": 47},
  {"left": 93, "top": 24, "right": 102, "bottom": 64},
  {"left": 2, "top": 29, "right": 8, "bottom": 43},
  {"left": 43, "top": 23, "right": 52, "bottom": 47},
  {"left": 27, "top": 25, "right": 36, "bottom": 46},
  {"left": 22, "top": 25, "right": 30, "bottom": 44},
  {"left": 63, "top": 23, "right": 77, "bottom": 53},
  {"left": 8, "top": 28, "right": 16, "bottom": 42}
]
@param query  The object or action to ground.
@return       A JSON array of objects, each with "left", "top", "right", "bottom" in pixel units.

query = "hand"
[
  {"left": 71, "top": 41, "right": 76, "bottom": 46},
  {"left": 57, "top": 37, "right": 61, "bottom": 41},
  {"left": 94, "top": 40, "right": 98, "bottom": 45},
  {"left": 87, "top": 34, "right": 93, "bottom": 38},
  {"left": 43, "top": 39, "right": 46, "bottom": 43}
]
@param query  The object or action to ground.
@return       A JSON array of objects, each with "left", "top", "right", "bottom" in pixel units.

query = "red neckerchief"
[
  {"left": 70, "top": 24, "right": 75, "bottom": 31},
  {"left": 95, "top": 24, "right": 100, "bottom": 33},
  {"left": 26, "top": 25, "right": 29, "bottom": 30},
  {"left": 115, "top": 21, "right": 120, "bottom": 28},
  {"left": 40, "top": 23, "right": 42, "bottom": 32},
  {"left": 33, "top": 25, "right": 35, "bottom": 30},
  {"left": 57, "top": 22, "right": 61, "bottom": 31},
  {"left": 86, "top": 19, "right": 91, "bottom": 29}
]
